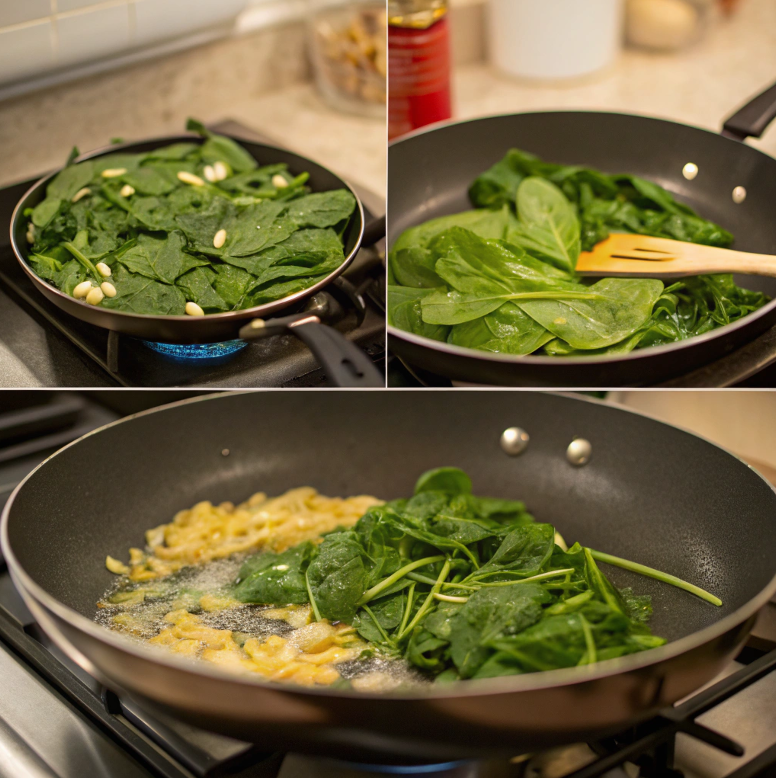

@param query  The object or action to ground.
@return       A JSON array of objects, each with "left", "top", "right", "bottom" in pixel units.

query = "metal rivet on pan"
[
  {"left": 566, "top": 438, "right": 592, "bottom": 466},
  {"left": 732, "top": 186, "right": 747, "bottom": 204},
  {"left": 500, "top": 427, "right": 529, "bottom": 456},
  {"left": 221, "top": 449, "right": 230, "bottom": 457},
  {"left": 682, "top": 162, "right": 698, "bottom": 180}
]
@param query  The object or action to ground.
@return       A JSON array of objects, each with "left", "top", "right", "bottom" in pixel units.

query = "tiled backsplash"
[{"left": 0, "top": 0, "right": 298, "bottom": 96}]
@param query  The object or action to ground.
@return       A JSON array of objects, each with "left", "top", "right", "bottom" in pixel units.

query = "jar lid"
[{"left": 388, "top": 0, "right": 448, "bottom": 29}]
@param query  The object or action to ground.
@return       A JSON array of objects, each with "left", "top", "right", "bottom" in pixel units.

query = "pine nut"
[
  {"left": 101, "top": 168, "right": 127, "bottom": 178},
  {"left": 272, "top": 174, "right": 289, "bottom": 188},
  {"left": 73, "top": 280, "right": 93, "bottom": 299},
  {"left": 101, "top": 282, "right": 117, "bottom": 297},
  {"left": 26, "top": 223, "right": 35, "bottom": 243},
  {"left": 86, "top": 286, "right": 105, "bottom": 305},
  {"left": 213, "top": 229, "right": 227, "bottom": 248},
  {"left": 72, "top": 187, "right": 92, "bottom": 203},
  {"left": 185, "top": 301, "right": 205, "bottom": 316},
  {"left": 177, "top": 171, "right": 205, "bottom": 186},
  {"left": 120, "top": 184, "right": 135, "bottom": 197},
  {"left": 214, "top": 161, "right": 228, "bottom": 181},
  {"left": 96, "top": 262, "right": 112, "bottom": 277},
  {"left": 203, "top": 165, "right": 217, "bottom": 183}
]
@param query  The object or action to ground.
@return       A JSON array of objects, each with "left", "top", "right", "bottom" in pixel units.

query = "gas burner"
[{"left": 142, "top": 339, "right": 249, "bottom": 359}]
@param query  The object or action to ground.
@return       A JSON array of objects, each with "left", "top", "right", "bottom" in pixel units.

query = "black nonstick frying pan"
[
  {"left": 10, "top": 135, "right": 386, "bottom": 387},
  {"left": 388, "top": 81, "right": 776, "bottom": 387},
  {"left": 3, "top": 391, "right": 776, "bottom": 762}
]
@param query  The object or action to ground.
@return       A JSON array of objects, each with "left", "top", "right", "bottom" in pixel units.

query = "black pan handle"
[
  {"left": 722, "top": 80, "right": 776, "bottom": 141},
  {"left": 239, "top": 315, "right": 384, "bottom": 387},
  {"left": 290, "top": 320, "right": 384, "bottom": 387},
  {"left": 361, "top": 215, "right": 386, "bottom": 248}
]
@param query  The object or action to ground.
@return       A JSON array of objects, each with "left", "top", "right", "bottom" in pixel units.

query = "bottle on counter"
[{"left": 388, "top": 0, "right": 452, "bottom": 141}]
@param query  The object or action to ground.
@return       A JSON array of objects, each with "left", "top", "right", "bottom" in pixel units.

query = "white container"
[{"left": 488, "top": 0, "right": 624, "bottom": 81}]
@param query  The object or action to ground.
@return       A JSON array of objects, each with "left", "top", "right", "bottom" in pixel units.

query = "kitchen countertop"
[
  {"left": 451, "top": 0, "right": 776, "bottom": 158},
  {"left": 228, "top": 85, "right": 386, "bottom": 201},
  {"left": 0, "top": 21, "right": 385, "bottom": 201}
]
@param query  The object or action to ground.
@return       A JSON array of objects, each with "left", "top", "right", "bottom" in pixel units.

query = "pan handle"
[
  {"left": 239, "top": 315, "right": 384, "bottom": 387},
  {"left": 289, "top": 320, "right": 384, "bottom": 387},
  {"left": 361, "top": 215, "right": 386, "bottom": 248},
  {"left": 722, "top": 80, "right": 776, "bottom": 141}
]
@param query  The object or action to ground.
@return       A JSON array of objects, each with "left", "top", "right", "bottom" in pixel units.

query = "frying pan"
[
  {"left": 3, "top": 391, "right": 776, "bottom": 762},
  {"left": 10, "top": 135, "right": 385, "bottom": 387},
  {"left": 388, "top": 81, "right": 776, "bottom": 387}
]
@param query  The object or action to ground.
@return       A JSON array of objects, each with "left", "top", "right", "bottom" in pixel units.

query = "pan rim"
[
  {"left": 9, "top": 134, "right": 366, "bottom": 328},
  {"left": 3, "top": 390, "right": 776, "bottom": 703},
  {"left": 387, "top": 109, "right": 776, "bottom": 370}
]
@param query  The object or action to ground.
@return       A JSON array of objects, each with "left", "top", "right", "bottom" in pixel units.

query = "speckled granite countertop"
[{"left": 451, "top": 0, "right": 776, "bottom": 159}]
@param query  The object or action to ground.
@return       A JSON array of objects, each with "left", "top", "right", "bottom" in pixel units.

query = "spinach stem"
[
  {"left": 304, "top": 570, "right": 322, "bottom": 622},
  {"left": 362, "top": 604, "right": 395, "bottom": 647},
  {"left": 434, "top": 593, "right": 468, "bottom": 604},
  {"left": 589, "top": 549, "right": 722, "bottom": 607},
  {"left": 406, "top": 572, "right": 478, "bottom": 591},
  {"left": 578, "top": 614, "right": 597, "bottom": 665},
  {"left": 398, "top": 582, "right": 416, "bottom": 637},
  {"left": 546, "top": 589, "right": 594, "bottom": 615},
  {"left": 468, "top": 568, "right": 575, "bottom": 586},
  {"left": 398, "top": 560, "right": 451, "bottom": 640},
  {"left": 357, "top": 555, "right": 444, "bottom": 606},
  {"left": 62, "top": 241, "right": 101, "bottom": 281}
]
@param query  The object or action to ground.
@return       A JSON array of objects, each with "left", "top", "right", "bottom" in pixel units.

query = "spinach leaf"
[
  {"left": 389, "top": 207, "right": 516, "bottom": 288},
  {"left": 448, "top": 302, "right": 554, "bottom": 355},
  {"left": 285, "top": 190, "right": 356, "bottom": 229},
  {"left": 234, "top": 542, "right": 316, "bottom": 605},
  {"left": 119, "top": 231, "right": 207, "bottom": 284},
  {"left": 449, "top": 585, "right": 549, "bottom": 677},
  {"left": 507, "top": 177, "right": 580, "bottom": 273},
  {"left": 518, "top": 277, "right": 664, "bottom": 350},
  {"left": 387, "top": 286, "right": 451, "bottom": 342},
  {"left": 414, "top": 467, "right": 472, "bottom": 495},
  {"left": 307, "top": 531, "right": 369, "bottom": 623},
  {"left": 176, "top": 267, "right": 229, "bottom": 312},
  {"left": 101, "top": 265, "right": 187, "bottom": 315}
]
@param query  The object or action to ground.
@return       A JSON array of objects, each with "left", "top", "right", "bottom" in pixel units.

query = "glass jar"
[
  {"left": 388, "top": 0, "right": 452, "bottom": 141},
  {"left": 307, "top": 0, "right": 387, "bottom": 117}
]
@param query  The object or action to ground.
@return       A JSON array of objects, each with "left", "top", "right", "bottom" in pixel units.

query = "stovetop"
[
  {"left": 0, "top": 121, "right": 386, "bottom": 388},
  {"left": 3, "top": 393, "right": 776, "bottom": 778}
]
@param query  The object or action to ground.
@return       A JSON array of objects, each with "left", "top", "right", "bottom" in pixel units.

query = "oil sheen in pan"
[{"left": 95, "top": 555, "right": 425, "bottom": 691}]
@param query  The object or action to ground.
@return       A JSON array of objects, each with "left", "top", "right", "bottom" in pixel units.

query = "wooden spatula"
[{"left": 576, "top": 234, "right": 776, "bottom": 279}]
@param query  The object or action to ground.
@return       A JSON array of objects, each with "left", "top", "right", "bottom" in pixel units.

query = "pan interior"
[
  {"left": 388, "top": 112, "right": 776, "bottom": 301},
  {"left": 6, "top": 392, "right": 776, "bottom": 654}
]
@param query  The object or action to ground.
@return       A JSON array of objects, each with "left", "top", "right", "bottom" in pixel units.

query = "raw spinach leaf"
[{"left": 518, "top": 277, "right": 664, "bottom": 350}]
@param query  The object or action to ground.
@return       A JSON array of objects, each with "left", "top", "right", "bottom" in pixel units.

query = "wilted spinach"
[
  {"left": 389, "top": 150, "right": 768, "bottom": 357},
  {"left": 23, "top": 119, "right": 356, "bottom": 316},
  {"left": 234, "top": 467, "right": 721, "bottom": 683}
]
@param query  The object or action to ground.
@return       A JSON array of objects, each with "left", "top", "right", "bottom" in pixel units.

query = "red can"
[{"left": 388, "top": 1, "right": 452, "bottom": 141}]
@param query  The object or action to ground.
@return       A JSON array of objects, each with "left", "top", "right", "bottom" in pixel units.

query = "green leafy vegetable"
[
  {"left": 389, "top": 148, "right": 768, "bottom": 356},
  {"left": 23, "top": 120, "right": 357, "bottom": 315},
  {"left": 234, "top": 468, "right": 721, "bottom": 683}
]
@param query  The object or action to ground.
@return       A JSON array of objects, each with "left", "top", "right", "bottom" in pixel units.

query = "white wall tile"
[
  {"left": 0, "top": 20, "right": 54, "bottom": 85},
  {"left": 56, "top": 4, "right": 131, "bottom": 67},
  {"left": 0, "top": 0, "right": 51, "bottom": 27},
  {"left": 134, "top": 0, "right": 247, "bottom": 48},
  {"left": 58, "top": 0, "right": 117, "bottom": 12}
]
